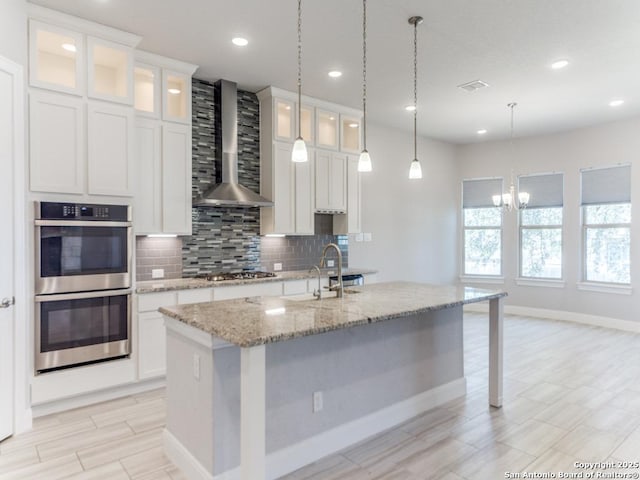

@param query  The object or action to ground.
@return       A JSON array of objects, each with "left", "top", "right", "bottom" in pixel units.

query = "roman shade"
[
  {"left": 581, "top": 165, "right": 631, "bottom": 205},
  {"left": 462, "top": 178, "right": 503, "bottom": 208},
  {"left": 518, "top": 173, "right": 563, "bottom": 208}
]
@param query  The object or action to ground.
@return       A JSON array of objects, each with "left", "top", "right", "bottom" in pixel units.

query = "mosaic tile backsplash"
[{"left": 135, "top": 78, "right": 348, "bottom": 281}]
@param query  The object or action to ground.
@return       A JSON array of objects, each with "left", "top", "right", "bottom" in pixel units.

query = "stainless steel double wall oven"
[{"left": 34, "top": 202, "right": 133, "bottom": 373}]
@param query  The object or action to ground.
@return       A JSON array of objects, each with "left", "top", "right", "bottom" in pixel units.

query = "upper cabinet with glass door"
[
  {"left": 134, "top": 64, "right": 160, "bottom": 118},
  {"left": 340, "top": 115, "right": 362, "bottom": 153},
  {"left": 316, "top": 109, "right": 339, "bottom": 150},
  {"left": 163, "top": 71, "right": 191, "bottom": 124},
  {"left": 29, "top": 20, "right": 84, "bottom": 95},
  {"left": 87, "top": 37, "right": 134, "bottom": 104}
]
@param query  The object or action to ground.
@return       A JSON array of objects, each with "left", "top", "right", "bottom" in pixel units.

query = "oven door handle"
[
  {"left": 35, "top": 289, "right": 132, "bottom": 302},
  {"left": 34, "top": 219, "right": 132, "bottom": 228}
]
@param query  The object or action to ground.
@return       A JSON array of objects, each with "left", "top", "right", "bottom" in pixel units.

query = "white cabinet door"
[
  {"left": 138, "top": 312, "right": 166, "bottom": 379},
  {"left": 162, "top": 123, "right": 192, "bottom": 234},
  {"left": 134, "top": 118, "right": 162, "bottom": 234},
  {"left": 315, "top": 151, "right": 346, "bottom": 213},
  {"left": 294, "top": 150, "right": 314, "bottom": 234},
  {"left": 272, "top": 142, "right": 295, "bottom": 234},
  {"left": 334, "top": 155, "right": 361, "bottom": 234},
  {"left": 29, "top": 91, "right": 84, "bottom": 194},
  {"left": 87, "top": 102, "right": 134, "bottom": 196},
  {"left": 87, "top": 36, "right": 134, "bottom": 105}
]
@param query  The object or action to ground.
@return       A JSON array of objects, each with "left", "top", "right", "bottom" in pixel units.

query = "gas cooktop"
[{"left": 194, "top": 271, "right": 277, "bottom": 282}]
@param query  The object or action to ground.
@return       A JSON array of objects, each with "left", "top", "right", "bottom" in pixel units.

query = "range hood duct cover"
[{"left": 193, "top": 79, "right": 273, "bottom": 207}]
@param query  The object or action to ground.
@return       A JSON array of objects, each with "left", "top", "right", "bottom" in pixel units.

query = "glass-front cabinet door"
[
  {"left": 134, "top": 64, "right": 160, "bottom": 117},
  {"left": 300, "top": 105, "right": 315, "bottom": 145},
  {"left": 163, "top": 71, "right": 191, "bottom": 124},
  {"left": 29, "top": 20, "right": 84, "bottom": 95},
  {"left": 340, "top": 115, "right": 361, "bottom": 153},
  {"left": 274, "top": 98, "right": 295, "bottom": 142},
  {"left": 87, "top": 36, "right": 134, "bottom": 104},
  {"left": 316, "top": 109, "right": 339, "bottom": 150}
]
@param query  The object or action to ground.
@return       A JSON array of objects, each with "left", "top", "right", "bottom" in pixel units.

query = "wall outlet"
[
  {"left": 327, "top": 260, "right": 335, "bottom": 267},
  {"left": 312, "top": 391, "right": 323, "bottom": 413},
  {"left": 364, "top": 232, "right": 372, "bottom": 242},
  {"left": 193, "top": 354, "right": 200, "bottom": 381},
  {"left": 151, "top": 268, "right": 165, "bottom": 279},
  {"left": 274, "top": 263, "right": 283, "bottom": 271},
  {"left": 355, "top": 233, "right": 364, "bottom": 242}
]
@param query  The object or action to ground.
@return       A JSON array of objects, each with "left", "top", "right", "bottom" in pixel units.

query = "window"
[
  {"left": 462, "top": 178, "right": 503, "bottom": 276},
  {"left": 581, "top": 165, "right": 631, "bottom": 284},
  {"left": 518, "top": 173, "right": 563, "bottom": 279}
]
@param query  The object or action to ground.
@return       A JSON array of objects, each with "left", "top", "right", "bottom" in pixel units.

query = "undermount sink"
[{"left": 281, "top": 289, "right": 360, "bottom": 302}]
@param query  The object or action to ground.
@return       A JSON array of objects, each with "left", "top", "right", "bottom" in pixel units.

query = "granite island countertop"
[
  {"left": 159, "top": 281, "right": 507, "bottom": 348},
  {"left": 136, "top": 268, "right": 377, "bottom": 294}
]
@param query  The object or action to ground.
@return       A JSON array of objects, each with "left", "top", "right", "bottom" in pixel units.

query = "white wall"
[
  {"left": 349, "top": 122, "right": 459, "bottom": 284},
  {"left": 457, "top": 117, "right": 640, "bottom": 323},
  {"left": 0, "top": 0, "right": 27, "bottom": 66}
]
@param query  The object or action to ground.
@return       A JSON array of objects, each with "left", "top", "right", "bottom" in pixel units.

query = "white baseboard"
[
  {"left": 464, "top": 304, "right": 640, "bottom": 334},
  {"left": 32, "top": 377, "right": 165, "bottom": 418},
  {"left": 164, "top": 377, "right": 466, "bottom": 480}
]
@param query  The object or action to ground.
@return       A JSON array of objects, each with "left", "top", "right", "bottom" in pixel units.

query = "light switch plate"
[
  {"left": 355, "top": 233, "right": 364, "bottom": 242},
  {"left": 151, "top": 268, "right": 165, "bottom": 279},
  {"left": 327, "top": 260, "right": 335, "bottom": 267},
  {"left": 274, "top": 263, "right": 283, "bottom": 271},
  {"left": 313, "top": 391, "right": 323, "bottom": 413},
  {"left": 364, "top": 233, "right": 372, "bottom": 242}
]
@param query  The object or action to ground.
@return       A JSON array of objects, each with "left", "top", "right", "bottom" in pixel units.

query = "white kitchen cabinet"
[
  {"left": 134, "top": 63, "right": 160, "bottom": 118},
  {"left": 316, "top": 109, "right": 339, "bottom": 150},
  {"left": 334, "top": 155, "right": 362, "bottom": 234},
  {"left": 260, "top": 142, "right": 314, "bottom": 235},
  {"left": 340, "top": 114, "right": 362, "bottom": 154},
  {"left": 87, "top": 36, "right": 134, "bottom": 105},
  {"left": 315, "top": 150, "right": 346, "bottom": 213},
  {"left": 29, "top": 91, "right": 84, "bottom": 194},
  {"left": 134, "top": 119, "right": 162, "bottom": 233},
  {"left": 138, "top": 312, "right": 167, "bottom": 380},
  {"left": 162, "top": 123, "right": 192, "bottom": 234},
  {"left": 274, "top": 98, "right": 295, "bottom": 142},
  {"left": 163, "top": 70, "right": 192, "bottom": 124},
  {"left": 29, "top": 20, "right": 83, "bottom": 96},
  {"left": 87, "top": 101, "right": 135, "bottom": 196}
]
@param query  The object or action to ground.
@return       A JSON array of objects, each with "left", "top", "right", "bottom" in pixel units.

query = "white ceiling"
[{"left": 29, "top": 0, "right": 640, "bottom": 144}]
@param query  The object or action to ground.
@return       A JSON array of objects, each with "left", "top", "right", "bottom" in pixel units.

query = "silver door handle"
[{"left": 0, "top": 297, "right": 15, "bottom": 308}]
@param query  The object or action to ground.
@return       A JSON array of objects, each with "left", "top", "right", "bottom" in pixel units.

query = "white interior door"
[{"left": 0, "top": 56, "right": 19, "bottom": 442}]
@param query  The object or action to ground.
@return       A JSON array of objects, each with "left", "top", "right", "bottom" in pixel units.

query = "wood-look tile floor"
[{"left": 2, "top": 313, "right": 640, "bottom": 479}]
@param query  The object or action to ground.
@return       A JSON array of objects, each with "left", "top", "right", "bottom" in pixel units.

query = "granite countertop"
[
  {"left": 159, "top": 281, "right": 507, "bottom": 348},
  {"left": 135, "top": 268, "right": 378, "bottom": 294}
]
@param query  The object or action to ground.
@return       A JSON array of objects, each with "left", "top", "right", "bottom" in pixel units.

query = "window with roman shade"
[
  {"left": 518, "top": 173, "right": 564, "bottom": 279},
  {"left": 580, "top": 165, "right": 631, "bottom": 284},
  {"left": 462, "top": 178, "right": 503, "bottom": 276}
]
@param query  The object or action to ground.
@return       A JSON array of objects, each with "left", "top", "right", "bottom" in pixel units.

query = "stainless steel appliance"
[
  {"left": 34, "top": 201, "right": 132, "bottom": 373},
  {"left": 35, "top": 289, "right": 131, "bottom": 372},
  {"left": 35, "top": 201, "right": 132, "bottom": 295},
  {"left": 330, "top": 274, "right": 364, "bottom": 287}
]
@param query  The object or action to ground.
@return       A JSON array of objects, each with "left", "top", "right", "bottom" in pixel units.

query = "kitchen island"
[{"left": 159, "top": 282, "right": 506, "bottom": 480}]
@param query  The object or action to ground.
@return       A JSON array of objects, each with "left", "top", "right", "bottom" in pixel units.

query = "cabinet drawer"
[
  {"left": 137, "top": 291, "right": 177, "bottom": 312},
  {"left": 178, "top": 288, "right": 213, "bottom": 305}
]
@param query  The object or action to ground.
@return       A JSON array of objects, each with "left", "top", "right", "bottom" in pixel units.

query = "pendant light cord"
[
  {"left": 508, "top": 102, "right": 516, "bottom": 187},
  {"left": 362, "top": 0, "right": 367, "bottom": 150},
  {"left": 413, "top": 18, "right": 418, "bottom": 161},
  {"left": 297, "top": 0, "right": 302, "bottom": 139}
]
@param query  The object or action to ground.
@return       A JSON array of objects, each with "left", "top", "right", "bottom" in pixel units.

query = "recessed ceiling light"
[
  {"left": 477, "top": 129, "right": 487, "bottom": 135},
  {"left": 61, "top": 43, "right": 76, "bottom": 52},
  {"left": 232, "top": 37, "right": 249, "bottom": 47},
  {"left": 349, "top": 123, "right": 359, "bottom": 128},
  {"left": 168, "top": 88, "right": 181, "bottom": 95},
  {"left": 405, "top": 105, "right": 416, "bottom": 111},
  {"left": 609, "top": 99, "right": 625, "bottom": 107},
  {"left": 551, "top": 59, "right": 569, "bottom": 70},
  {"left": 328, "top": 70, "right": 342, "bottom": 78}
]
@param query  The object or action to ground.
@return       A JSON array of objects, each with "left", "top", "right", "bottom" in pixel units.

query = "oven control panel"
[{"left": 37, "top": 202, "right": 131, "bottom": 221}]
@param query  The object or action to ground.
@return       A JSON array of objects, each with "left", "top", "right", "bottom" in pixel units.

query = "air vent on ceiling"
[{"left": 457, "top": 80, "right": 490, "bottom": 92}]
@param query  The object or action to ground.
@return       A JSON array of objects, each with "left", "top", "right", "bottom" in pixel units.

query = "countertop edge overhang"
[
  {"left": 136, "top": 268, "right": 378, "bottom": 293},
  {"left": 159, "top": 281, "right": 507, "bottom": 348}
]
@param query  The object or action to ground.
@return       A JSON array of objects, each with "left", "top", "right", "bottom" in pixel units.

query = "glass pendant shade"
[
  {"left": 518, "top": 191, "right": 530, "bottom": 206},
  {"left": 409, "top": 159, "right": 422, "bottom": 179},
  {"left": 291, "top": 137, "right": 308, "bottom": 163},
  {"left": 492, "top": 195, "right": 502, "bottom": 207},
  {"left": 358, "top": 150, "right": 372, "bottom": 172}
]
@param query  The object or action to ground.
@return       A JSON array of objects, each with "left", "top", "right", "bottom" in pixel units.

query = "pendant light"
[
  {"left": 491, "top": 103, "right": 530, "bottom": 210},
  {"left": 408, "top": 16, "right": 423, "bottom": 180},
  {"left": 291, "top": 0, "right": 308, "bottom": 163},
  {"left": 357, "top": 0, "right": 372, "bottom": 172}
]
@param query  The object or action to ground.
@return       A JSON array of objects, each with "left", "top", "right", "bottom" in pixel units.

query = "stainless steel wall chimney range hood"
[{"left": 193, "top": 79, "right": 273, "bottom": 207}]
